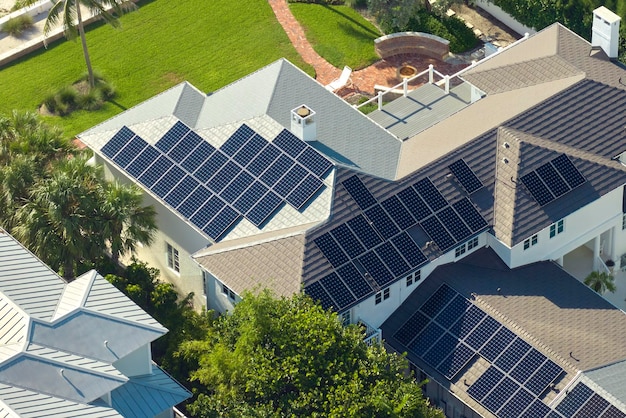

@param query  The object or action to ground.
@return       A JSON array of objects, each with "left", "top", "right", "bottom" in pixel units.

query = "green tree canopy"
[
  {"left": 584, "top": 270, "right": 617, "bottom": 294},
  {"left": 179, "top": 290, "right": 444, "bottom": 418}
]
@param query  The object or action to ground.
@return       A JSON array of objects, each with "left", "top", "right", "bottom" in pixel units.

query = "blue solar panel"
[
  {"left": 232, "top": 134, "right": 267, "bottom": 166},
  {"left": 498, "top": 387, "right": 534, "bottom": 418},
  {"left": 195, "top": 151, "right": 228, "bottom": 183},
  {"left": 190, "top": 196, "right": 225, "bottom": 229},
  {"left": 391, "top": 232, "right": 427, "bottom": 267},
  {"left": 342, "top": 175, "right": 377, "bottom": 210},
  {"left": 375, "top": 241, "right": 410, "bottom": 277},
  {"left": 233, "top": 181, "right": 268, "bottom": 214},
  {"left": 347, "top": 215, "right": 382, "bottom": 249},
  {"left": 381, "top": 195, "right": 416, "bottom": 230},
  {"left": 495, "top": 337, "right": 532, "bottom": 372},
  {"left": 521, "top": 171, "right": 555, "bottom": 206},
  {"left": 168, "top": 131, "right": 203, "bottom": 163},
  {"left": 246, "top": 192, "right": 282, "bottom": 226},
  {"left": 435, "top": 295, "right": 471, "bottom": 329},
  {"left": 452, "top": 198, "right": 488, "bottom": 232},
  {"left": 439, "top": 342, "right": 475, "bottom": 379},
  {"left": 260, "top": 154, "right": 294, "bottom": 187},
  {"left": 319, "top": 272, "right": 356, "bottom": 309},
  {"left": 164, "top": 175, "right": 200, "bottom": 208},
  {"left": 365, "top": 205, "right": 400, "bottom": 240},
  {"left": 102, "top": 126, "right": 135, "bottom": 158},
  {"left": 409, "top": 321, "right": 444, "bottom": 356},
  {"left": 151, "top": 165, "right": 186, "bottom": 198},
  {"left": 465, "top": 315, "right": 501, "bottom": 351},
  {"left": 220, "top": 171, "right": 254, "bottom": 204},
  {"left": 449, "top": 159, "right": 483, "bottom": 194},
  {"left": 207, "top": 161, "right": 240, "bottom": 193},
  {"left": 221, "top": 124, "right": 254, "bottom": 156},
  {"left": 155, "top": 121, "right": 189, "bottom": 152},
  {"left": 420, "top": 284, "right": 457, "bottom": 318},
  {"left": 537, "top": 162, "right": 570, "bottom": 198},
  {"left": 414, "top": 178, "right": 448, "bottom": 212},
  {"left": 482, "top": 376, "right": 518, "bottom": 414},
  {"left": 437, "top": 206, "right": 471, "bottom": 242},
  {"left": 357, "top": 251, "right": 394, "bottom": 286},
  {"left": 397, "top": 187, "right": 431, "bottom": 221},
  {"left": 138, "top": 155, "right": 173, "bottom": 188},
  {"left": 177, "top": 185, "right": 212, "bottom": 218},
  {"left": 394, "top": 311, "right": 429, "bottom": 346},
  {"left": 423, "top": 332, "right": 458, "bottom": 369},
  {"left": 336, "top": 262, "right": 372, "bottom": 299},
  {"left": 287, "top": 174, "right": 324, "bottom": 209},
  {"left": 297, "top": 146, "right": 333, "bottom": 177},
  {"left": 274, "top": 164, "right": 308, "bottom": 198},
  {"left": 449, "top": 305, "right": 486, "bottom": 339},
  {"left": 273, "top": 129, "right": 306, "bottom": 158},
  {"left": 181, "top": 141, "right": 215, "bottom": 174},
  {"left": 525, "top": 359, "right": 562, "bottom": 396},
  {"left": 246, "top": 143, "right": 281, "bottom": 176},
  {"left": 480, "top": 327, "right": 516, "bottom": 362},
  {"left": 510, "top": 349, "right": 547, "bottom": 385},
  {"left": 112, "top": 135, "right": 148, "bottom": 168},
  {"left": 421, "top": 215, "right": 456, "bottom": 251},
  {"left": 306, "top": 281, "right": 337, "bottom": 310},
  {"left": 331, "top": 224, "right": 366, "bottom": 259},
  {"left": 126, "top": 146, "right": 160, "bottom": 178},
  {"left": 468, "top": 366, "right": 504, "bottom": 401},
  {"left": 521, "top": 400, "right": 551, "bottom": 418},
  {"left": 556, "top": 383, "right": 593, "bottom": 417},
  {"left": 315, "top": 233, "right": 349, "bottom": 268},
  {"left": 601, "top": 405, "right": 626, "bottom": 418},
  {"left": 574, "top": 394, "right": 610, "bottom": 418},
  {"left": 204, "top": 206, "right": 239, "bottom": 239},
  {"left": 552, "top": 154, "right": 585, "bottom": 189}
]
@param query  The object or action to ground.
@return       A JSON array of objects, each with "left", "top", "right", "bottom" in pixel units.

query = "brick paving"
[{"left": 267, "top": 0, "right": 469, "bottom": 98}]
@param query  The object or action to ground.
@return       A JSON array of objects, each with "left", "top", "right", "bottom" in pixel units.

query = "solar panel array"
[
  {"left": 101, "top": 122, "right": 333, "bottom": 241},
  {"left": 393, "top": 284, "right": 626, "bottom": 418},
  {"left": 449, "top": 159, "right": 483, "bottom": 194},
  {"left": 305, "top": 175, "right": 489, "bottom": 311},
  {"left": 520, "top": 154, "right": 585, "bottom": 206}
]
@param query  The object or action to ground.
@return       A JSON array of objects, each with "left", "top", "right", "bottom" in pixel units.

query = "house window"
[
  {"left": 375, "top": 287, "right": 390, "bottom": 304},
  {"left": 467, "top": 236, "right": 479, "bottom": 250},
  {"left": 524, "top": 234, "right": 538, "bottom": 250},
  {"left": 622, "top": 213, "right": 626, "bottom": 230},
  {"left": 221, "top": 283, "right": 236, "bottom": 301},
  {"left": 550, "top": 220, "right": 564, "bottom": 238},
  {"left": 407, "top": 270, "right": 421, "bottom": 287},
  {"left": 455, "top": 243, "right": 466, "bottom": 257},
  {"left": 166, "top": 243, "right": 180, "bottom": 273}
]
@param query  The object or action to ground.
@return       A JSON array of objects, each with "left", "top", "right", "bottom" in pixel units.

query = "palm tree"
[
  {"left": 27, "top": 0, "right": 135, "bottom": 88},
  {"left": 98, "top": 181, "right": 157, "bottom": 265},
  {"left": 584, "top": 271, "right": 617, "bottom": 294}
]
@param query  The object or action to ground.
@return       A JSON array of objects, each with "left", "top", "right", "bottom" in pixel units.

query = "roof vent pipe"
[
  {"left": 290, "top": 105, "right": 316, "bottom": 142},
  {"left": 592, "top": 7, "right": 621, "bottom": 59}
]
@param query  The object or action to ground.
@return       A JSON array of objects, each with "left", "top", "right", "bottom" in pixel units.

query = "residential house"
[
  {"left": 78, "top": 8, "right": 626, "bottom": 417},
  {"left": 0, "top": 230, "right": 190, "bottom": 417}
]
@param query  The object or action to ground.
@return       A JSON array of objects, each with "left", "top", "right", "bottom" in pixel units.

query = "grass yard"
[
  {"left": 0, "top": 0, "right": 311, "bottom": 137},
  {"left": 289, "top": 4, "right": 381, "bottom": 70}
]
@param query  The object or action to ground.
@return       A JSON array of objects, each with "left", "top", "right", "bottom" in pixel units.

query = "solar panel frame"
[
  {"left": 246, "top": 143, "right": 281, "bottom": 177},
  {"left": 232, "top": 133, "right": 267, "bottom": 167},
  {"left": 168, "top": 131, "right": 203, "bottom": 163},
  {"left": 195, "top": 151, "right": 229, "bottom": 183},
  {"left": 181, "top": 140, "right": 215, "bottom": 174},
  {"left": 297, "top": 146, "right": 333, "bottom": 177},
  {"left": 336, "top": 262, "right": 372, "bottom": 299},
  {"left": 408, "top": 321, "right": 445, "bottom": 356},
  {"left": 203, "top": 206, "right": 240, "bottom": 240},
  {"left": 437, "top": 206, "right": 472, "bottom": 242},
  {"left": 112, "top": 135, "right": 148, "bottom": 168},
  {"left": 365, "top": 205, "right": 400, "bottom": 240},
  {"left": 102, "top": 126, "right": 135, "bottom": 158},
  {"left": 390, "top": 232, "right": 427, "bottom": 267},
  {"left": 233, "top": 181, "right": 268, "bottom": 214},
  {"left": 520, "top": 400, "right": 551, "bottom": 418},
  {"left": 221, "top": 124, "right": 254, "bottom": 156},
  {"left": 494, "top": 337, "right": 532, "bottom": 372},
  {"left": 449, "top": 159, "right": 483, "bottom": 194},
  {"left": 551, "top": 154, "right": 585, "bottom": 189},
  {"left": 246, "top": 191, "right": 283, "bottom": 226},
  {"left": 342, "top": 175, "right": 377, "bottom": 210},
  {"left": 435, "top": 295, "right": 472, "bottom": 329},
  {"left": 189, "top": 196, "right": 226, "bottom": 230},
  {"left": 155, "top": 121, "right": 190, "bottom": 152},
  {"left": 414, "top": 178, "right": 448, "bottom": 212},
  {"left": 314, "top": 233, "right": 349, "bottom": 268},
  {"left": 423, "top": 332, "right": 458, "bottom": 370},
  {"left": 381, "top": 195, "right": 416, "bottom": 230},
  {"left": 375, "top": 241, "right": 410, "bottom": 277},
  {"left": 207, "top": 161, "right": 240, "bottom": 193},
  {"left": 448, "top": 305, "right": 487, "bottom": 340},
  {"left": 452, "top": 198, "right": 488, "bottom": 232},
  {"left": 126, "top": 146, "right": 161, "bottom": 178},
  {"left": 260, "top": 154, "right": 294, "bottom": 188},
  {"left": 305, "top": 281, "right": 337, "bottom": 310},
  {"left": 286, "top": 175, "right": 324, "bottom": 209},
  {"left": 439, "top": 342, "right": 475, "bottom": 379},
  {"left": 482, "top": 376, "right": 519, "bottom": 414},
  {"left": 480, "top": 326, "right": 516, "bottom": 362},
  {"left": 601, "top": 405, "right": 626, "bottom": 418},
  {"left": 319, "top": 272, "right": 356, "bottom": 309},
  {"left": 347, "top": 215, "right": 382, "bottom": 249},
  {"left": 420, "top": 284, "right": 458, "bottom": 318},
  {"left": 164, "top": 175, "right": 200, "bottom": 209},
  {"left": 498, "top": 387, "right": 535, "bottom": 418},
  {"left": 521, "top": 171, "right": 555, "bottom": 206},
  {"left": 510, "top": 349, "right": 547, "bottom": 385},
  {"left": 537, "top": 162, "right": 570, "bottom": 198},
  {"left": 273, "top": 129, "right": 306, "bottom": 158},
  {"left": 467, "top": 366, "right": 504, "bottom": 402},
  {"left": 573, "top": 394, "right": 610, "bottom": 418},
  {"left": 137, "top": 155, "right": 174, "bottom": 188},
  {"left": 393, "top": 311, "right": 430, "bottom": 346},
  {"left": 177, "top": 185, "right": 212, "bottom": 218},
  {"left": 555, "top": 382, "right": 594, "bottom": 417},
  {"left": 357, "top": 251, "right": 394, "bottom": 287},
  {"left": 220, "top": 171, "right": 255, "bottom": 204},
  {"left": 465, "top": 315, "right": 501, "bottom": 351},
  {"left": 331, "top": 224, "right": 366, "bottom": 259},
  {"left": 273, "top": 164, "right": 308, "bottom": 198},
  {"left": 420, "top": 215, "right": 456, "bottom": 251},
  {"left": 525, "top": 359, "right": 562, "bottom": 396},
  {"left": 397, "top": 187, "right": 431, "bottom": 221}
]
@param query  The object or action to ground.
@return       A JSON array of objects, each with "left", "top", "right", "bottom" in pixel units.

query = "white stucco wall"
[
  {"left": 113, "top": 343, "right": 152, "bottom": 378},
  {"left": 474, "top": 0, "right": 537, "bottom": 36}
]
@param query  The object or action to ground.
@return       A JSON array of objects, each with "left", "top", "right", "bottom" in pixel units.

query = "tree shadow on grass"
[{"left": 321, "top": 5, "right": 381, "bottom": 38}]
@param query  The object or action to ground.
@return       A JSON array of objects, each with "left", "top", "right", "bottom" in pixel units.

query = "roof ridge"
[{"left": 123, "top": 363, "right": 191, "bottom": 396}]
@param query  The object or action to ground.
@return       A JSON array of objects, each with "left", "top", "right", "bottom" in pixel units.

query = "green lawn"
[
  {"left": 0, "top": 0, "right": 311, "bottom": 137},
  {"left": 289, "top": 4, "right": 381, "bottom": 70}
]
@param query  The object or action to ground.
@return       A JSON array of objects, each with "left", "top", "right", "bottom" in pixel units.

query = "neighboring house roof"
[
  {"left": 380, "top": 247, "right": 626, "bottom": 417},
  {"left": 0, "top": 230, "right": 190, "bottom": 417}
]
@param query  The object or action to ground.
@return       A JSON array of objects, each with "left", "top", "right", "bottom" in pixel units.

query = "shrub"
[
  {"left": 43, "top": 94, "right": 58, "bottom": 114},
  {"left": 1, "top": 14, "right": 33, "bottom": 36},
  {"left": 96, "top": 81, "right": 116, "bottom": 100},
  {"left": 288, "top": 0, "right": 344, "bottom": 4},
  {"left": 406, "top": 10, "right": 479, "bottom": 53},
  {"left": 57, "top": 86, "right": 78, "bottom": 107},
  {"left": 77, "top": 89, "right": 103, "bottom": 111}
]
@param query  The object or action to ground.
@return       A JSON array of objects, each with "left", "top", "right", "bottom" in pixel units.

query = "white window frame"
[
  {"left": 523, "top": 234, "right": 538, "bottom": 250},
  {"left": 455, "top": 244, "right": 466, "bottom": 258},
  {"left": 375, "top": 287, "right": 391, "bottom": 304},
  {"left": 550, "top": 219, "right": 564, "bottom": 238},
  {"left": 166, "top": 243, "right": 180, "bottom": 273},
  {"left": 467, "top": 236, "right": 479, "bottom": 250},
  {"left": 221, "top": 282, "right": 236, "bottom": 301}
]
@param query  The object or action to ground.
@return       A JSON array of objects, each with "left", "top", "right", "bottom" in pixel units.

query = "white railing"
[
  {"left": 595, "top": 256, "right": 611, "bottom": 275},
  {"left": 173, "top": 406, "right": 188, "bottom": 418},
  {"left": 359, "top": 319, "right": 382, "bottom": 346}
]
